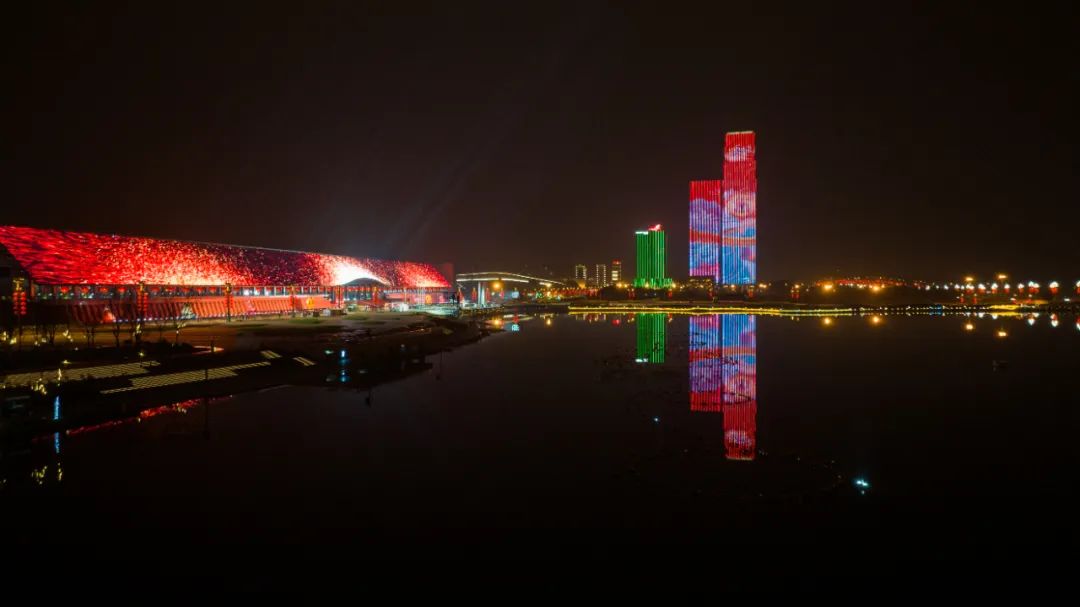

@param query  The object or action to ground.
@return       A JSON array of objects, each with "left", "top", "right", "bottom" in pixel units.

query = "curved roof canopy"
[{"left": 0, "top": 226, "right": 450, "bottom": 289}]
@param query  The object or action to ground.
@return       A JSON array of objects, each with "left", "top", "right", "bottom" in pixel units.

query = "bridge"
[
  {"left": 455, "top": 272, "right": 565, "bottom": 288},
  {"left": 455, "top": 272, "right": 568, "bottom": 307}
]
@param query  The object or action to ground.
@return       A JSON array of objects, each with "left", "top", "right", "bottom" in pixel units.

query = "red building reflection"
[{"left": 689, "top": 314, "right": 757, "bottom": 460}]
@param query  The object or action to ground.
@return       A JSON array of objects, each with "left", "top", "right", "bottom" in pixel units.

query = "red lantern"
[{"left": 14, "top": 290, "right": 28, "bottom": 316}]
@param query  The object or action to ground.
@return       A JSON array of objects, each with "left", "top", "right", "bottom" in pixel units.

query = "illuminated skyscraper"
[
  {"left": 635, "top": 313, "right": 666, "bottom": 363},
  {"left": 610, "top": 260, "right": 622, "bottom": 284},
  {"left": 633, "top": 224, "right": 673, "bottom": 289},
  {"left": 689, "top": 180, "right": 723, "bottom": 283},
  {"left": 594, "top": 263, "right": 608, "bottom": 288},
  {"left": 722, "top": 131, "right": 756, "bottom": 285}
]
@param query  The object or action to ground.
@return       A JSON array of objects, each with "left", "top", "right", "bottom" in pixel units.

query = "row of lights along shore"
[{"left": 812, "top": 310, "right": 1076, "bottom": 335}]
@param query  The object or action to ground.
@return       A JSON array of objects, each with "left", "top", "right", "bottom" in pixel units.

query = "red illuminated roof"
[{"left": 0, "top": 226, "right": 450, "bottom": 288}]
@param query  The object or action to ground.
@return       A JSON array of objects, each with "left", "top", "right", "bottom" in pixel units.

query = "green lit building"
[
  {"left": 633, "top": 224, "right": 674, "bottom": 289},
  {"left": 635, "top": 313, "right": 666, "bottom": 363}
]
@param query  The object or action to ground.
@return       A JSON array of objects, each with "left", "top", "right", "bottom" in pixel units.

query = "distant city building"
[
  {"left": 594, "top": 263, "right": 608, "bottom": 288},
  {"left": 722, "top": 131, "right": 756, "bottom": 285},
  {"left": 633, "top": 224, "right": 673, "bottom": 289},
  {"left": 574, "top": 264, "right": 587, "bottom": 284},
  {"left": 611, "top": 260, "right": 622, "bottom": 284}
]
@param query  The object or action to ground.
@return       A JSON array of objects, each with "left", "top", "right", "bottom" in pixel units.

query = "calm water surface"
[{"left": 3, "top": 313, "right": 1077, "bottom": 566}]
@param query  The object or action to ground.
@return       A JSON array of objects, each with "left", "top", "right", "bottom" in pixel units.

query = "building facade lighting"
[
  {"left": 722, "top": 131, "right": 756, "bottom": 285},
  {"left": 0, "top": 226, "right": 448, "bottom": 289},
  {"left": 689, "top": 179, "right": 723, "bottom": 283},
  {"left": 633, "top": 226, "right": 673, "bottom": 289}
]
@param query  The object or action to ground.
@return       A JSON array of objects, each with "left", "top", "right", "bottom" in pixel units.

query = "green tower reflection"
[{"left": 635, "top": 313, "right": 667, "bottom": 363}]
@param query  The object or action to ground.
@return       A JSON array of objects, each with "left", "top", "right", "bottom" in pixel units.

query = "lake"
[{"left": 2, "top": 311, "right": 1077, "bottom": 578}]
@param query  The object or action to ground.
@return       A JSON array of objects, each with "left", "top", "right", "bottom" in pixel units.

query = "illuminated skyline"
[{"left": 6, "top": 5, "right": 1075, "bottom": 278}]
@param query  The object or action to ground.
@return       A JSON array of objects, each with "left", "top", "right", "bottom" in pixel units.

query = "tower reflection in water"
[
  {"left": 635, "top": 313, "right": 667, "bottom": 363},
  {"left": 689, "top": 314, "right": 757, "bottom": 460}
]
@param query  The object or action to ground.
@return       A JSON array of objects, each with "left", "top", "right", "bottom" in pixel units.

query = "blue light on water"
[
  {"left": 652, "top": 416, "right": 660, "bottom": 424},
  {"left": 53, "top": 396, "right": 61, "bottom": 421},
  {"left": 854, "top": 478, "right": 871, "bottom": 489},
  {"left": 340, "top": 349, "right": 347, "bottom": 359}
]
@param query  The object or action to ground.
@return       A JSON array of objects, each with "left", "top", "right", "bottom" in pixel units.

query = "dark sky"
[{"left": 6, "top": 2, "right": 1078, "bottom": 280}]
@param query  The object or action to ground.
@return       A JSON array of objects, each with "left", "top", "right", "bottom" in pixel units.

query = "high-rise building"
[
  {"left": 610, "top": 260, "right": 622, "bottom": 284},
  {"left": 722, "top": 131, "right": 756, "bottom": 285},
  {"left": 689, "top": 180, "right": 723, "bottom": 284},
  {"left": 633, "top": 224, "right": 673, "bottom": 289},
  {"left": 594, "top": 263, "right": 608, "bottom": 288},
  {"left": 574, "top": 264, "right": 587, "bottom": 286}
]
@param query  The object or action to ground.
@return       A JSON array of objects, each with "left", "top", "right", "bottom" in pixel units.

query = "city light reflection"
[
  {"left": 690, "top": 315, "right": 756, "bottom": 460},
  {"left": 635, "top": 313, "right": 666, "bottom": 364}
]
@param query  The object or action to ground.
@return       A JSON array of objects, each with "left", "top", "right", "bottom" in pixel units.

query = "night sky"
[{"left": 6, "top": 2, "right": 1078, "bottom": 280}]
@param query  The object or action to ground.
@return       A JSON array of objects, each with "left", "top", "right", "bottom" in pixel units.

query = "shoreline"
[
  {"left": 564, "top": 300, "right": 1079, "bottom": 316},
  {"left": 1, "top": 312, "right": 491, "bottom": 445}
]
